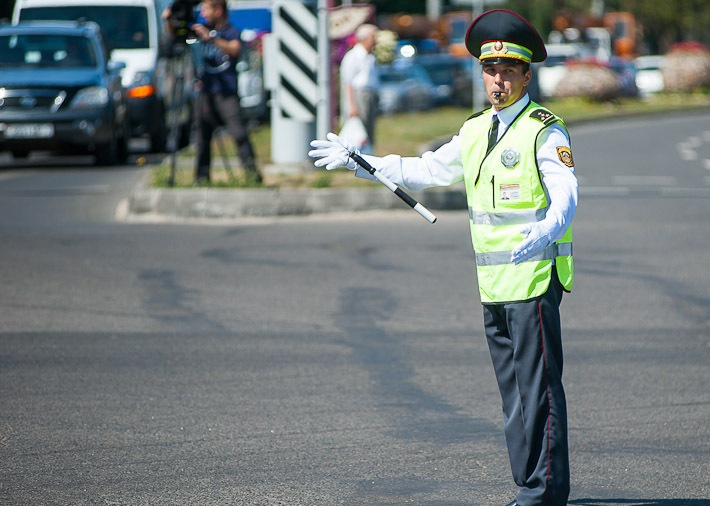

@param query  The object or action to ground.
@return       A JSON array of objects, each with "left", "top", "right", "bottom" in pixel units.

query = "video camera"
[{"left": 167, "top": 0, "right": 200, "bottom": 45}]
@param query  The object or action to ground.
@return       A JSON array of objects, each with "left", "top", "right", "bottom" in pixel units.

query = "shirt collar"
[{"left": 492, "top": 94, "right": 530, "bottom": 130}]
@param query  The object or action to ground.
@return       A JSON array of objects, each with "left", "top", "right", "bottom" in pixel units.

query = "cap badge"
[
  {"left": 492, "top": 41, "right": 509, "bottom": 55},
  {"left": 501, "top": 147, "right": 520, "bottom": 168}
]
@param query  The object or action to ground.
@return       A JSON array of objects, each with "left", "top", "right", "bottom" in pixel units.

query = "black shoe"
[{"left": 505, "top": 501, "right": 519, "bottom": 506}]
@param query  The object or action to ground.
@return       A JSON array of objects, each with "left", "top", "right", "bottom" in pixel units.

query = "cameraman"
[{"left": 164, "top": 0, "right": 262, "bottom": 184}]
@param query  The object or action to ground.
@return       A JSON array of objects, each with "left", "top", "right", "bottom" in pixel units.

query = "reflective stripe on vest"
[
  {"left": 476, "top": 242, "right": 573, "bottom": 266},
  {"left": 468, "top": 206, "right": 549, "bottom": 226}
]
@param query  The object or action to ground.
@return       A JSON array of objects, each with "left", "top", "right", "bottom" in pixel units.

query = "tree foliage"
[
  {"left": 611, "top": 0, "right": 710, "bottom": 51},
  {"left": 361, "top": 0, "right": 710, "bottom": 53},
  {"left": 494, "top": 0, "right": 710, "bottom": 52}
]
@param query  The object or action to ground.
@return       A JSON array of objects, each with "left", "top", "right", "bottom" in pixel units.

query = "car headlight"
[{"left": 71, "top": 87, "right": 109, "bottom": 108}]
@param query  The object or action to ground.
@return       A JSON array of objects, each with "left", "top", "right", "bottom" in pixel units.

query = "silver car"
[{"left": 377, "top": 62, "right": 436, "bottom": 115}]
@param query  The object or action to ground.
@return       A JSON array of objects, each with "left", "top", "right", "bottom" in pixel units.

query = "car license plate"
[{"left": 4, "top": 124, "right": 55, "bottom": 139}]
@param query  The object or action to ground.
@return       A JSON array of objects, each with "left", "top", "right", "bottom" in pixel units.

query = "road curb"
[
  {"left": 124, "top": 173, "right": 468, "bottom": 221},
  {"left": 122, "top": 105, "right": 710, "bottom": 221}
]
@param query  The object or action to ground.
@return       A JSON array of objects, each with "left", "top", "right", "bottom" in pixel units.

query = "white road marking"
[{"left": 612, "top": 175, "right": 677, "bottom": 186}]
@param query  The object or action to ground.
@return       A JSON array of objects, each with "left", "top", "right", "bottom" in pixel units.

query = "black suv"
[
  {"left": 0, "top": 20, "right": 129, "bottom": 165},
  {"left": 16, "top": 1, "right": 195, "bottom": 154}
]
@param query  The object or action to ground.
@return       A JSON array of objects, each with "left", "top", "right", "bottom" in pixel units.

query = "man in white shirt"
[
  {"left": 340, "top": 23, "right": 379, "bottom": 153},
  {"left": 311, "top": 9, "right": 577, "bottom": 506}
]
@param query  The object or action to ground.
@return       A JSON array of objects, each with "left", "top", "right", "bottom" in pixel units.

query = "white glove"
[
  {"left": 511, "top": 222, "right": 553, "bottom": 265},
  {"left": 308, "top": 132, "right": 358, "bottom": 171}
]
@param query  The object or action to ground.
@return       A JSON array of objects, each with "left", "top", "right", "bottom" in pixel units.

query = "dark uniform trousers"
[
  {"left": 483, "top": 269, "right": 570, "bottom": 506},
  {"left": 195, "top": 91, "right": 258, "bottom": 182},
  {"left": 354, "top": 88, "right": 378, "bottom": 150}
]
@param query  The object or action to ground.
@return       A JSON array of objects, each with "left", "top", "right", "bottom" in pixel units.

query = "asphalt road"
[{"left": 0, "top": 116, "right": 709, "bottom": 506}]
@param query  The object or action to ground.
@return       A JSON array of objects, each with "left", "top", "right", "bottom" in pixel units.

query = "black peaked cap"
[{"left": 465, "top": 9, "right": 547, "bottom": 63}]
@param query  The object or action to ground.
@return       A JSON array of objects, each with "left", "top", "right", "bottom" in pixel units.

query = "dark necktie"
[{"left": 487, "top": 114, "right": 499, "bottom": 154}]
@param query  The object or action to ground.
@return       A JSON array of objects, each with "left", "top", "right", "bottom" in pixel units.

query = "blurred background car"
[
  {"left": 524, "top": 62, "right": 542, "bottom": 104},
  {"left": 412, "top": 53, "right": 473, "bottom": 107},
  {"left": 634, "top": 55, "right": 666, "bottom": 97},
  {"left": 392, "top": 52, "right": 539, "bottom": 111},
  {"left": 0, "top": 20, "right": 129, "bottom": 165},
  {"left": 607, "top": 56, "right": 639, "bottom": 97},
  {"left": 377, "top": 61, "right": 436, "bottom": 115},
  {"left": 235, "top": 31, "right": 269, "bottom": 125},
  {"left": 14, "top": 0, "right": 195, "bottom": 154},
  {"left": 537, "top": 42, "right": 593, "bottom": 99}
]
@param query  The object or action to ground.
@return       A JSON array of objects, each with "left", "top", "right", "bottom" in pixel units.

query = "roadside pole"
[
  {"left": 472, "top": 0, "right": 485, "bottom": 111},
  {"left": 316, "top": 0, "right": 331, "bottom": 141},
  {"left": 265, "top": 0, "right": 319, "bottom": 168}
]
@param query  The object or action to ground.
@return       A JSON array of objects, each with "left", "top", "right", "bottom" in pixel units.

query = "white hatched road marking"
[{"left": 677, "top": 130, "right": 710, "bottom": 167}]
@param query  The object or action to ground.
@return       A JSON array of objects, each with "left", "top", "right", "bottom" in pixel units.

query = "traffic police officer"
[{"left": 309, "top": 9, "right": 577, "bottom": 506}]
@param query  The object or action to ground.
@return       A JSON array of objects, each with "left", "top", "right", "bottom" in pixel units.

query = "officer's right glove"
[
  {"left": 511, "top": 221, "right": 555, "bottom": 265},
  {"left": 309, "top": 132, "right": 358, "bottom": 171}
]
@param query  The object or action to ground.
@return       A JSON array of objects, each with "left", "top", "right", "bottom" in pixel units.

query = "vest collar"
[{"left": 493, "top": 94, "right": 530, "bottom": 132}]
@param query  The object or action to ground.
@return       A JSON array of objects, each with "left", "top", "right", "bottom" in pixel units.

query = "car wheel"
[
  {"left": 149, "top": 103, "right": 167, "bottom": 153},
  {"left": 11, "top": 149, "right": 30, "bottom": 159},
  {"left": 117, "top": 122, "right": 130, "bottom": 164},
  {"left": 95, "top": 133, "right": 118, "bottom": 166}
]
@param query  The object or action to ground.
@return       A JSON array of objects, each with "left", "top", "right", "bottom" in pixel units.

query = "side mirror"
[{"left": 108, "top": 60, "right": 126, "bottom": 73}]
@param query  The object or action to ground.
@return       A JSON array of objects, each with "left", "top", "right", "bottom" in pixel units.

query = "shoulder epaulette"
[{"left": 529, "top": 108, "right": 557, "bottom": 124}]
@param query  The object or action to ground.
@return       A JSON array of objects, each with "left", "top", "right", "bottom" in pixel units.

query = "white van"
[{"left": 13, "top": 0, "right": 194, "bottom": 152}]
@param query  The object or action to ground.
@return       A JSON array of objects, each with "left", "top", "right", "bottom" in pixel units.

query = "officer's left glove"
[
  {"left": 308, "top": 132, "right": 358, "bottom": 171},
  {"left": 511, "top": 222, "right": 554, "bottom": 265}
]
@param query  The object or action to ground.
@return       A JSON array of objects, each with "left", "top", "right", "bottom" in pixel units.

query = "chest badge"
[{"left": 501, "top": 147, "right": 520, "bottom": 168}]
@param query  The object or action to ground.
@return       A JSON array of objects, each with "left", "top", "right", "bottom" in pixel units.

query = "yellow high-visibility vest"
[{"left": 461, "top": 103, "right": 573, "bottom": 303}]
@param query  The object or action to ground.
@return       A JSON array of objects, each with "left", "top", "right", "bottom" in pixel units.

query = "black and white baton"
[{"left": 348, "top": 151, "right": 437, "bottom": 224}]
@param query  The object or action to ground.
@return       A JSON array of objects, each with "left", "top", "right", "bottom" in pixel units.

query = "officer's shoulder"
[
  {"left": 466, "top": 107, "right": 492, "bottom": 121},
  {"left": 528, "top": 106, "right": 558, "bottom": 125}
]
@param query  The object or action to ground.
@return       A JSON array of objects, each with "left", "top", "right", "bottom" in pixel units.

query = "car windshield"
[
  {"left": 0, "top": 33, "right": 96, "bottom": 68},
  {"left": 636, "top": 57, "right": 663, "bottom": 70},
  {"left": 544, "top": 54, "right": 572, "bottom": 67},
  {"left": 420, "top": 63, "right": 453, "bottom": 85},
  {"left": 419, "top": 60, "right": 471, "bottom": 85},
  {"left": 379, "top": 66, "right": 411, "bottom": 83},
  {"left": 20, "top": 6, "right": 149, "bottom": 50},
  {"left": 380, "top": 64, "right": 430, "bottom": 84}
]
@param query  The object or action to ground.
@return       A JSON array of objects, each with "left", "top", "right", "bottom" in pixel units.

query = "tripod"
[
  {"left": 166, "top": 42, "right": 234, "bottom": 186},
  {"left": 167, "top": 43, "right": 188, "bottom": 187}
]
